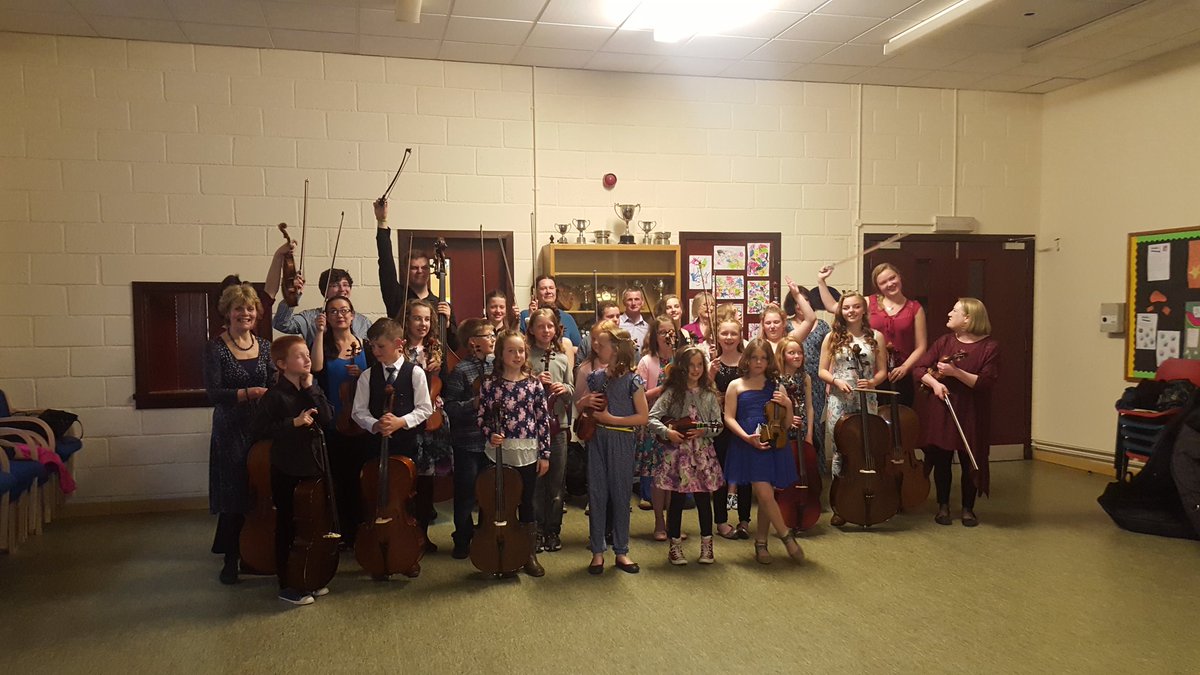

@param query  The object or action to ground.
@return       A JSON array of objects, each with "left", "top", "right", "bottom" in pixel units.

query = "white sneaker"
[
  {"left": 279, "top": 589, "right": 314, "bottom": 606},
  {"left": 311, "top": 587, "right": 330, "bottom": 597}
]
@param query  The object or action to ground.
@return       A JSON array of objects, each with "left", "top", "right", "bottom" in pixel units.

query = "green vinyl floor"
[{"left": 1, "top": 460, "right": 1198, "bottom": 674}]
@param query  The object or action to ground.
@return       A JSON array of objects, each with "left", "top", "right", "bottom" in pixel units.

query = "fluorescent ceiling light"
[
  {"left": 395, "top": 0, "right": 422, "bottom": 23},
  {"left": 884, "top": 0, "right": 999, "bottom": 55},
  {"left": 620, "top": 0, "right": 778, "bottom": 43}
]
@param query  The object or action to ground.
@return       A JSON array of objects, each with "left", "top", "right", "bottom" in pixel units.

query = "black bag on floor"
[{"left": 565, "top": 440, "right": 588, "bottom": 497}]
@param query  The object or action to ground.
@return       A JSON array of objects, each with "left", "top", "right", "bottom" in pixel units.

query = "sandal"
[
  {"left": 716, "top": 523, "right": 737, "bottom": 540},
  {"left": 754, "top": 540, "right": 772, "bottom": 565},
  {"left": 735, "top": 522, "right": 751, "bottom": 540},
  {"left": 778, "top": 532, "right": 805, "bottom": 564},
  {"left": 935, "top": 505, "right": 952, "bottom": 526},
  {"left": 961, "top": 510, "right": 979, "bottom": 527}
]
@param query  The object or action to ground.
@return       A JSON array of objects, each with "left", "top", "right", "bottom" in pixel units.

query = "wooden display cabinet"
[{"left": 539, "top": 244, "right": 681, "bottom": 326}]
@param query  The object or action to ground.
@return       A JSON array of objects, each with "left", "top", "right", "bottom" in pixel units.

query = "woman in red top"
[
  {"left": 866, "top": 263, "right": 927, "bottom": 407},
  {"left": 914, "top": 298, "right": 998, "bottom": 528}
]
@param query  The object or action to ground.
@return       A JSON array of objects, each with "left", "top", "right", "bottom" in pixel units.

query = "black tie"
[{"left": 385, "top": 366, "right": 396, "bottom": 385}]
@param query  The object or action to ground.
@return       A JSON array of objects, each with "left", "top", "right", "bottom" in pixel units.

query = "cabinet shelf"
[{"left": 541, "top": 243, "right": 680, "bottom": 314}]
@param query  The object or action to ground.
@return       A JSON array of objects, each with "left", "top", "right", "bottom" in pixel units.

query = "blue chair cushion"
[
  {"left": 54, "top": 436, "right": 83, "bottom": 462},
  {"left": 0, "top": 471, "right": 15, "bottom": 498},
  {"left": 6, "top": 460, "right": 43, "bottom": 497}
]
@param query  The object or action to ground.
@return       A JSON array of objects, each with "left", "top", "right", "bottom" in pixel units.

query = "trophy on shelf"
[
  {"left": 554, "top": 222, "right": 570, "bottom": 244},
  {"left": 638, "top": 220, "right": 657, "bottom": 244},
  {"left": 613, "top": 203, "right": 640, "bottom": 245},
  {"left": 573, "top": 218, "right": 590, "bottom": 244}
]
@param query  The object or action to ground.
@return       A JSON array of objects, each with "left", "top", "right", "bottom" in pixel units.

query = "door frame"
[{"left": 863, "top": 232, "right": 1035, "bottom": 460}]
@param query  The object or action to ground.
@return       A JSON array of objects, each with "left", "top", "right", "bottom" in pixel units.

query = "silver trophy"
[
  {"left": 573, "top": 218, "right": 590, "bottom": 244},
  {"left": 613, "top": 203, "right": 640, "bottom": 244},
  {"left": 554, "top": 222, "right": 570, "bottom": 244},
  {"left": 638, "top": 220, "right": 657, "bottom": 244}
]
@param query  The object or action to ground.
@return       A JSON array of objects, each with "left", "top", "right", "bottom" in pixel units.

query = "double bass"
[
  {"left": 424, "top": 237, "right": 456, "bottom": 432},
  {"left": 774, "top": 375, "right": 822, "bottom": 533},
  {"left": 830, "top": 346, "right": 899, "bottom": 527},
  {"left": 355, "top": 386, "right": 425, "bottom": 578},
  {"left": 284, "top": 428, "right": 341, "bottom": 592},
  {"left": 470, "top": 402, "right": 532, "bottom": 576}
]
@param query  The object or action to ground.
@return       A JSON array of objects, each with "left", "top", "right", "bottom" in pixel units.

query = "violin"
[
  {"left": 573, "top": 373, "right": 602, "bottom": 442},
  {"left": 335, "top": 341, "right": 365, "bottom": 437},
  {"left": 878, "top": 384, "right": 929, "bottom": 512},
  {"left": 421, "top": 341, "right": 445, "bottom": 432},
  {"left": 774, "top": 375, "right": 822, "bottom": 533},
  {"left": 277, "top": 223, "right": 300, "bottom": 308},
  {"left": 470, "top": 401, "right": 532, "bottom": 576},
  {"left": 662, "top": 416, "right": 723, "bottom": 433},
  {"left": 284, "top": 428, "right": 341, "bottom": 592},
  {"left": 830, "top": 346, "right": 899, "bottom": 527},
  {"left": 355, "top": 385, "right": 425, "bottom": 578},
  {"left": 756, "top": 379, "right": 791, "bottom": 449},
  {"left": 239, "top": 439, "right": 276, "bottom": 574},
  {"left": 920, "top": 350, "right": 968, "bottom": 391}
]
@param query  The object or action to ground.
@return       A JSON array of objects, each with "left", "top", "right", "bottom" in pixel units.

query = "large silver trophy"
[{"left": 613, "top": 203, "right": 640, "bottom": 245}]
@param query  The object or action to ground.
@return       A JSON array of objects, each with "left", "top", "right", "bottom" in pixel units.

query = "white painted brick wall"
[{"left": 0, "top": 32, "right": 1037, "bottom": 505}]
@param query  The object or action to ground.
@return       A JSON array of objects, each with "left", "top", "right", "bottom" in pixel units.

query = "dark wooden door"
[
  {"left": 863, "top": 234, "right": 1034, "bottom": 457},
  {"left": 678, "top": 232, "right": 783, "bottom": 340},
  {"left": 393, "top": 230, "right": 514, "bottom": 322}
]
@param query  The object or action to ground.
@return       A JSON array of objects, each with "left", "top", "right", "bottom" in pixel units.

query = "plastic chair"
[{"left": 1116, "top": 358, "right": 1200, "bottom": 481}]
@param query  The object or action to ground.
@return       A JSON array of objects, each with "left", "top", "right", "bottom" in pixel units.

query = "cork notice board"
[{"left": 1126, "top": 226, "right": 1200, "bottom": 380}]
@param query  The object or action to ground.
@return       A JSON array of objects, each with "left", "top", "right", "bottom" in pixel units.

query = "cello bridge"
[{"left": 859, "top": 469, "right": 877, "bottom": 475}]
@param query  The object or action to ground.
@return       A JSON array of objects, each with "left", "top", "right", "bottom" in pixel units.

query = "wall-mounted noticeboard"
[{"left": 1126, "top": 226, "right": 1200, "bottom": 380}]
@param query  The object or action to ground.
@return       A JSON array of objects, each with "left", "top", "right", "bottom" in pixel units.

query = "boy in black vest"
[
  {"left": 251, "top": 335, "right": 333, "bottom": 606},
  {"left": 351, "top": 317, "right": 433, "bottom": 469}
]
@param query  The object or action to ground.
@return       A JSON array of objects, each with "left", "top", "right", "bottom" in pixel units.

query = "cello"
[
  {"left": 830, "top": 346, "right": 899, "bottom": 527},
  {"left": 240, "top": 439, "right": 276, "bottom": 574},
  {"left": 470, "top": 401, "right": 531, "bottom": 577},
  {"left": 355, "top": 386, "right": 425, "bottom": 579},
  {"left": 284, "top": 427, "right": 341, "bottom": 592},
  {"left": 878, "top": 386, "right": 930, "bottom": 512},
  {"left": 774, "top": 375, "right": 822, "bottom": 533}
]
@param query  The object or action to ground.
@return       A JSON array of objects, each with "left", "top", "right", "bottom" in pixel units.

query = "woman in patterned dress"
[{"left": 205, "top": 281, "right": 275, "bottom": 584}]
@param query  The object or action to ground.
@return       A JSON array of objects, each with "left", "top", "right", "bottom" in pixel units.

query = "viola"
[
  {"left": 878, "top": 386, "right": 929, "bottom": 512},
  {"left": 830, "top": 346, "right": 899, "bottom": 527},
  {"left": 335, "top": 341, "right": 365, "bottom": 437},
  {"left": 239, "top": 439, "right": 276, "bottom": 574},
  {"left": 277, "top": 223, "right": 300, "bottom": 308},
  {"left": 774, "top": 375, "right": 822, "bottom": 533},
  {"left": 920, "top": 349, "right": 968, "bottom": 392},
  {"left": 470, "top": 402, "right": 532, "bottom": 576},
  {"left": 573, "top": 374, "right": 603, "bottom": 442},
  {"left": 755, "top": 379, "right": 791, "bottom": 449},
  {"left": 284, "top": 427, "right": 341, "bottom": 592},
  {"left": 355, "top": 385, "right": 425, "bottom": 578},
  {"left": 421, "top": 341, "right": 445, "bottom": 432},
  {"left": 662, "top": 417, "right": 723, "bottom": 434}
]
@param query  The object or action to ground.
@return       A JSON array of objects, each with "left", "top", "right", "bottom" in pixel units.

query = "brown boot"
[{"left": 523, "top": 523, "right": 545, "bottom": 577}]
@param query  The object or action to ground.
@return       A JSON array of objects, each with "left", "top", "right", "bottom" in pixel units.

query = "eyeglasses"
[
  {"left": 472, "top": 333, "right": 496, "bottom": 340},
  {"left": 656, "top": 330, "right": 674, "bottom": 337},
  {"left": 326, "top": 308, "right": 352, "bottom": 316}
]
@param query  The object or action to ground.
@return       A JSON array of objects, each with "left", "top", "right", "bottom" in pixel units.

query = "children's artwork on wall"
[
  {"left": 746, "top": 242, "right": 770, "bottom": 277},
  {"left": 1158, "top": 330, "right": 1180, "bottom": 365},
  {"left": 747, "top": 323, "right": 761, "bottom": 340},
  {"left": 747, "top": 279, "right": 771, "bottom": 314},
  {"left": 715, "top": 274, "right": 744, "bottom": 300},
  {"left": 688, "top": 255, "right": 712, "bottom": 290},
  {"left": 714, "top": 245, "right": 745, "bottom": 271},
  {"left": 1127, "top": 226, "right": 1200, "bottom": 379}
]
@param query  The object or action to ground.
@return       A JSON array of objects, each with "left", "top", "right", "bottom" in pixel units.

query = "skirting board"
[
  {"left": 1032, "top": 439, "right": 1123, "bottom": 477},
  {"left": 62, "top": 496, "right": 208, "bottom": 518}
]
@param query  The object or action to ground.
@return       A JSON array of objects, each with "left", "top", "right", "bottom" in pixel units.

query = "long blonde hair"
[{"left": 828, "top": 290, "right": 878, "bottom": 357}]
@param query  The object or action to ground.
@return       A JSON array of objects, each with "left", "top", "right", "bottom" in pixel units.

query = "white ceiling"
[{"left": 3, "top": 0, "right": 1200, "bottom": 93}]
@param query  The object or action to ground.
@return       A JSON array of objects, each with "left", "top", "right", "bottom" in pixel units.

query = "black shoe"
[
  {"left": 587, "top": 561, "right": 604, "bottom": 575},
  {"left": 219, "top": 554, "right": 239, "bottom": 585},
  {"left": 424, "top": 539, "right": 439, "bottom": 553},
  {"left": 543, "top": 532, "right": 562, "bottom": 552},
  {"left": 452, "top": 543, "right": 470, "bottom": 559},
  {"left": 614, "top": 559, "right": 640, "bottom": 574}
]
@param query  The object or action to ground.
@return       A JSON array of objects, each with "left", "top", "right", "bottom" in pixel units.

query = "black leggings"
[
  {"left": 927, "top": 447, "right": 977, "bottom": 510},
  {"left": 668, "top": 491, "right": 712, "bottom": 538},
  {"left": 271, "top": 469, "right": 304, "bottom": 590},
  {"left": 712, "top": 431, "right": 751, "bottom": 524}
]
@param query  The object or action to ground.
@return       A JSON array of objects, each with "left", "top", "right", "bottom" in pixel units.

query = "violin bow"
[
  {"left": 381, "top": 147, "right": 412, "bottom": 203},
  {"left": 497, "top": 232, "right": 514, "bottom": 316},
  {"left": 942, "top": 395, "right": 982, "bottom": 479},
  {"left": 299, "top": 178, "right": 309, "bottom": 276},
  {"left": 322, "top": 210, "right": 346, "bottom": 298},
  {"left": 401, "top": 231, "right": 414, "bottom": 328},
  {"left": 479, "top": 224, "right": 487, "bottom": 318},
  {"left": 828, "top": 232, "right": 908, "bottom": 269}
]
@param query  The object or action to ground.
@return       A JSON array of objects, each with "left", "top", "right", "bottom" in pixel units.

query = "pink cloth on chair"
[{"left": 14, "top": 443, "right": 76, "bottom": 494}]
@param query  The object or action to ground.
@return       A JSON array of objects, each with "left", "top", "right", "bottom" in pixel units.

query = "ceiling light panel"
[
  {"left": 542, "top": 0, "right": 639, "bottom": 27},
  {"left": 453, "top": 0, "right": 550, "bottom": 22}
]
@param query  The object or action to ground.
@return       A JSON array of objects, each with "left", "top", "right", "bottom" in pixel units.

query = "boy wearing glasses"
[
  {"left": 266, "top": 238, "right": 371, "bottom": 347},
  {"left": 442, "top": 318, "right": 497, "bottom": 558}
]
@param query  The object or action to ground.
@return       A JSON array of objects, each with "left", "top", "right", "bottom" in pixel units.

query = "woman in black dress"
[{"left": 205, "top": 281, "right": 275, "bottom": 584}]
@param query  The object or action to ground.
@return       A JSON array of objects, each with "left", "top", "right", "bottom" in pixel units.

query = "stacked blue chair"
[
  {"left": 0, "top": 427, "right": 48, "bottom": 550},
  {"left": 0, "top": 390, "right": 82, "bottom": 523}
]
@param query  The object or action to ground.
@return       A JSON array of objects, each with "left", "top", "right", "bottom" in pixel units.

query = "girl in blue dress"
[{"left": 723, "top": 338, "right": 805, "bottom": 564}]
